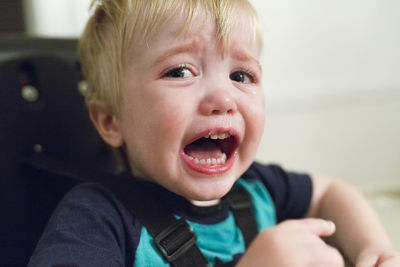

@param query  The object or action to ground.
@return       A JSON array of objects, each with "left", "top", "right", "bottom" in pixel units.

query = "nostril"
[
  {"left": 200, "top": 94, "right": 237, "bottom": 116},
  {"left": 211, "top": 108, "right": 234, "bottom": 115},
  {"left": 227, "top": 107, "right": 235, "bottom": 115}
]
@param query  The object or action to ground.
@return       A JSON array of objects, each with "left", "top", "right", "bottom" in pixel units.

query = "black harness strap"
[
  {"left": 228, "top": 184, "right": 259, "bottom": 248},
  {"left": 95, "top": 174, "right": 210, "bottom": 267}
]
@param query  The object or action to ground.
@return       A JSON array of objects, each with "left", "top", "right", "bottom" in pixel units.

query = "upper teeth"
[{"left": 204, "top": 133, "right": 231, "bottom": 140}]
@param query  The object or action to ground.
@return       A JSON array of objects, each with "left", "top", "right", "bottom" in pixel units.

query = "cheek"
[
  {"left": 242, "top": 94, "right": 266, "bottom": 149},
  {"left": 253, "top": 95, "right": 266, "bottom": 131},
  {"left": 255, "top": 102, "right": 266, "bottom": 139},
  {"left": 126, "top": 90, "right": 192, "bottom": 157},
  {"left": 149, "top": 97, "right": 190, "bottom": 145},
  {"left": 120, "top": 100, "right": 190, "bottom": 178},
  {"left": 249, "top": 109, "right": 265, "bottom": 147},
  {"left": 159, "top": 101, "right": 187, "bottom": 126}
]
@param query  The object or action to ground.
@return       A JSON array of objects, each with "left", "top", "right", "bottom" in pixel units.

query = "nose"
[{"left": 198, "top": 88, "right": 237, "bottom": 116}]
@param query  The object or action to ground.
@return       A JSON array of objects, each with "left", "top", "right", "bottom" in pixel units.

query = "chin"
[{"left": 182, "top": 175, "right": 236, "bottom": 202}]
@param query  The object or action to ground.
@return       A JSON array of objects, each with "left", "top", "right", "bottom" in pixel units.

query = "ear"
[{"left": 88, "top": 103, "right": 124, "bottom": 148}]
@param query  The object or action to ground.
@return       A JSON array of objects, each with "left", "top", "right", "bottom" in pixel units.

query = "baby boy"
[{"left": 29, "top": 0, "right": 400, "bottom": 266}]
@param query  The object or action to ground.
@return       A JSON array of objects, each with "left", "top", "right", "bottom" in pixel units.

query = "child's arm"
[
  {"left": 237, "top": 175, "right": 400, "bottom": 267},
  {"left": 236, "top": 217, "right": 345, "bottom": 266},
  {"left": 307, "top": 175, "right": 400, "bottom": 266}
]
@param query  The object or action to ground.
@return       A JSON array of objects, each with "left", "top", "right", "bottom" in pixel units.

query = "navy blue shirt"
[{"left": 28, "top": 162, "right": 312, "bottom": 267}]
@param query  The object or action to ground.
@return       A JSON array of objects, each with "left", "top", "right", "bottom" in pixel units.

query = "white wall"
[
  {"left": 250, "top": 0, "right": 400, "bottom": 104},
  {"left": 24, "top": 0, "right": 400, "bottom": 189},
  {"left": 249, "top": 0, "right": 400, "bottom": 190},
  {"left": 24, "top": 0, "right": 91, "bottom": 38}
]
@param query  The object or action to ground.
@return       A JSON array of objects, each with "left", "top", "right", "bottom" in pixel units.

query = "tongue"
[{"left": 185, "top": 140, "right": 223, "bottom": 159}]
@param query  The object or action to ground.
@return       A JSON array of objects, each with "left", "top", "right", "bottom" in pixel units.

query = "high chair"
[{"left": 0, "top": 36, "right": 121, "bottom": 267}]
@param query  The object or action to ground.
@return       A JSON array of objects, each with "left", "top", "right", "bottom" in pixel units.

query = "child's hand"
[
  {"left": 236, "top": 218, "right": 344, "bottom": 267},
  {"left": 355, "top": 246, "right": 400, "bottom": 267}
]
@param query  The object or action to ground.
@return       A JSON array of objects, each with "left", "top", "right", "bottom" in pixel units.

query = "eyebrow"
[
  {"left": 153, "top": 40, "right": 202, "bottom": 66},
  {"left": 152, "top": 40, "right": 262, "bottom": 72},
  {"left": 230, "top": 47, "right": 262, "bottom": 72}
]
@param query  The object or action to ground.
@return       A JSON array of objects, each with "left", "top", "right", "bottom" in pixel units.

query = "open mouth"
[{"left": 182, "top": 130, "right": 238, "bottom": 174}]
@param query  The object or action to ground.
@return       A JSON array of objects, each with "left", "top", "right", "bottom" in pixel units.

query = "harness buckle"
[{"left": 154, "top": 218, "right": 197, "bottom": 262}]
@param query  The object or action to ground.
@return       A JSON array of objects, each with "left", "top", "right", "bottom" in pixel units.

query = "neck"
[{"left": 190, "top": 199, "right": 221, "bottom": 207}]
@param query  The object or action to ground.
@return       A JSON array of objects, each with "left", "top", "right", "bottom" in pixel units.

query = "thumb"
[{"left": 301, "top": 218, "right": 336, "bottom": 237}]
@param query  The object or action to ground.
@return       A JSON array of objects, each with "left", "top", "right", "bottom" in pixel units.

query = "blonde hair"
[{"left": 79, "top": 0, "right": 262, "bottom": 115}]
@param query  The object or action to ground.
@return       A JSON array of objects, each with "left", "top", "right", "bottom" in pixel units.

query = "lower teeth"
[{"left": 188, "top": 153, "right": 227, "bottom": 165}]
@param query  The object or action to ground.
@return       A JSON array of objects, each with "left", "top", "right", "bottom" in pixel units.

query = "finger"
[
  {"left": 301, "top": 218, "right": 336, "bottom": 237},
  {"left": 325, "top": 244, "right": 345, "bottom": 267}
]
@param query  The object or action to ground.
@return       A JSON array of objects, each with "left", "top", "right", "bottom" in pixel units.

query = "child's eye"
[
  {"left": 230, "top": 71, "right": 253, "bottom": 84},
  {"left": 163, "top": 67, "right": 193, "bottom": 78}
]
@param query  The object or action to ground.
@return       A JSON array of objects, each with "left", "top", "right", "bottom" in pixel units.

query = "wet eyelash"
[
  {"left": 161, "top": 64, "right": 192, "bottom": 78},
  {"left": 231, "top": 68, "right": 257, "bottom": 83}
]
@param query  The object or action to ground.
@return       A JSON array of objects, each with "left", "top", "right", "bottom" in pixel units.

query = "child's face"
[{"left": 116, "top": 11, "right": 265, "bottom": 202}]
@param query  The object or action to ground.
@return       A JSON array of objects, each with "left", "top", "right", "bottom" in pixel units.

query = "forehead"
[
  {"left": 123, "top": 1, "right": 262, "bottom": 58},
  {"left": 125, "top": 8, "right": 261, "bottom": 66}
]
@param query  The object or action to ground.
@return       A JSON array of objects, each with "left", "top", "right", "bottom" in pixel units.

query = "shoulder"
[
  {"left": 242, "top": 162, "right": 313, "bottom": 222},
  {"left": 28, "top": 182, "right": 142, "bottom": 267},
  {"left": 242, "top": 162, "right": 312, "bottom": 192},
  {"left": 45, "top": 182, "right": 137, "bottom": 233},
  {"left": 56, "top": 182, "right": 129, "bottom": 218}
]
